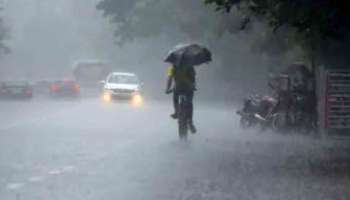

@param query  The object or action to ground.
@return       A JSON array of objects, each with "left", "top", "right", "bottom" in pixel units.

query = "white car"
[{"left": 101, "top": 72, "right": 143, "bottom": 106}]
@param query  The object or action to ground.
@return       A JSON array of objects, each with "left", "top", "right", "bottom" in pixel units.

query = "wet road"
[{"left": 0, "top": 97, "right": 350, "bottom": 200}]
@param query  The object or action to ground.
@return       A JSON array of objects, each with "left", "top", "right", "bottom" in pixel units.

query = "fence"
[{"left": 321, "top": 69, "right": 350, "bottom": 137}]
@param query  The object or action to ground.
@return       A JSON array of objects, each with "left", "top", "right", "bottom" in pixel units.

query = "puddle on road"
[
  {"left": 28, "top": 176, "right": 45, "bottom": 183},
  {"left": 62, "top": 165, "right": 76, "bottom": 172},
  {"left": 6, "top": 182, "right": 24, "bottom": 190},
  {"left": 48, "top": 169, "right": 61, "bottom": 175}
]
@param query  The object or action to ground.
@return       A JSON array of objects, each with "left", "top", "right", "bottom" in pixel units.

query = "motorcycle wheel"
[
  {"left": 271, "top": 113, "right": 288, "bottom": 133},
  {"left": 240, "top": 117, "right": 253, "bottom": 128}
]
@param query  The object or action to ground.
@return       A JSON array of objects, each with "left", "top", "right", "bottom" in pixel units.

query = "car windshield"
[{"left": 108, "top": 75, "right": 139, "bottom": 84}]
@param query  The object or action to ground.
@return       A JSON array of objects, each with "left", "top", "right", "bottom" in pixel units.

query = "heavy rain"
[{"left": 0, "top": 0, "right": 350, "bottom": 199}]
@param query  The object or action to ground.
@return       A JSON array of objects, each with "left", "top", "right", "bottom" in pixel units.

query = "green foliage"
[
  {"left": 205, "top": 0, "right": 350, "bottom": 41},
  {"left": 96, "top": 0, "right": 219, "bottom": 45},
  {"left": 96, "top": 0, "right": 306, "bottom": 58},
  {"left": 205, "top": 0, "right": 350, "bottom": 70}
]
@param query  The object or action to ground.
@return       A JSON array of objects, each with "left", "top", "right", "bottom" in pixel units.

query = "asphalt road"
[{"left": 0, "top": 97, "right": 350, "bottom": 200}]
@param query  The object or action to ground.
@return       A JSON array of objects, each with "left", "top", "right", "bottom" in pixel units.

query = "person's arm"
[
  {"left": 194, "top": 68, "right": 196, "bottom": 89},
  {"left": 166, "top": 66, "right": 174, "bottom": 94},
  {"left": 166, "top": 76, "right": 173, "bottom": 94},
  {"left": 190, "top": 67, "right": 196, "bottom": 90}
]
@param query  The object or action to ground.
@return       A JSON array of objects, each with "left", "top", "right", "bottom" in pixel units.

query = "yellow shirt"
[
  {"left": 167, "top": 65, "right": 195, "bottom": 90},
  {"left": 167, "top": 65, "right": 175, "bottom": 78}
]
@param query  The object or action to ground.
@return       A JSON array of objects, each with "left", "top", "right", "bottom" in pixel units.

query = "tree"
[
  {"left": 96, "top": 0, "right": 223, "bottom": 45},
  {"left": 96, "top": 0, "right": 302, "bottom": 66},
  {"left": 205, "top": 0, "right": 350, "bottom": 39},
  {"left": 205, "top": 0, "right": 350, "bottom": 69}
]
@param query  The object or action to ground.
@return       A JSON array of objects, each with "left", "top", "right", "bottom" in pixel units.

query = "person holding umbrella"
[
  {"left": 165, "top": 43, "right": 212, "bottom": 134},
  {"left": 166, "top": 60, "right": 197, "bottom": 133}
]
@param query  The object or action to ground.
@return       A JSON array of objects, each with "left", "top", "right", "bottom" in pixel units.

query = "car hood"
[{"left": 105, "top": 83, "right": 139, "bottom": 91}]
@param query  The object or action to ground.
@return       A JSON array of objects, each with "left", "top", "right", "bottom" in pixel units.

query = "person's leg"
[
  {"left": 171, "top": 91, "right": 179, "bottom": 119},
  {"left": 188, "top": 91, "right": 193, "bottom": 121},
  {"left": 187, "top": 91, "right": 196, "bottom": 133}
]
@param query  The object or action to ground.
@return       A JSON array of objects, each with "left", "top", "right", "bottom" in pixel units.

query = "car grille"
[{"left": 112, "top": 89, "right": 133, "bottom": 94}]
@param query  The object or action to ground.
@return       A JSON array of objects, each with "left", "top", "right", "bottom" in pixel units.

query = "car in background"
[
  {"left": 0, "top": 81, "right": 33, "bottom": 99},
  {"left": 73, "top": 59, "right": 111, "bottom": 87},
  {"left": 49, "top": 80, "right": 80, "bottom": 97},
  {"left": 101, "top": 72, "right": 144, "bottom": 106}
]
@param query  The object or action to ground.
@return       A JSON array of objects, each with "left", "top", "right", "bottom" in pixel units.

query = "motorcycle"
[
  {"left": 236, "top": 94, "right": 287, "bottom": 131},
  {"left": 236, "top": 94, "right": 262, "bottom": 128}
]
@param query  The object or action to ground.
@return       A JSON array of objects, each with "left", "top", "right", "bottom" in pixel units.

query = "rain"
[{"left": 0, "top": 0, "right": 350, "bottom": 199}]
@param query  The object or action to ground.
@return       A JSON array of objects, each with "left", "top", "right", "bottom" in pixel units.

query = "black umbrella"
[{"left": 165, "top": 43, "right": 212, "bottom": 67}]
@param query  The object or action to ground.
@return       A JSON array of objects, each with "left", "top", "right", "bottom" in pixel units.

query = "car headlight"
[
  {"left": 131, "top": 92, "right": 143, "bottom": 107},
  {"left": 102, "top": 90, "right": 112, "bottom": 102}
]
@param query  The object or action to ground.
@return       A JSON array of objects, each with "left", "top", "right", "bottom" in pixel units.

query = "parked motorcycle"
[
  {"left": 236, "top": 94, "right": 287, "bottom": 131},
  {"left": 237, "top": 63, "right": 317, "bottom": 134}
]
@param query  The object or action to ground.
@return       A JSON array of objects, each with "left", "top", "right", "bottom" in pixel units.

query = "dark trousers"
[{"left": 173, "top": 90, "right": 194, "bottom": 122}]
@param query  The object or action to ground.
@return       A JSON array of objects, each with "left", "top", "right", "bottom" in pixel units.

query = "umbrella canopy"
[{"left": 165, "top": 43, "right": 212, "bottom": 67}]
